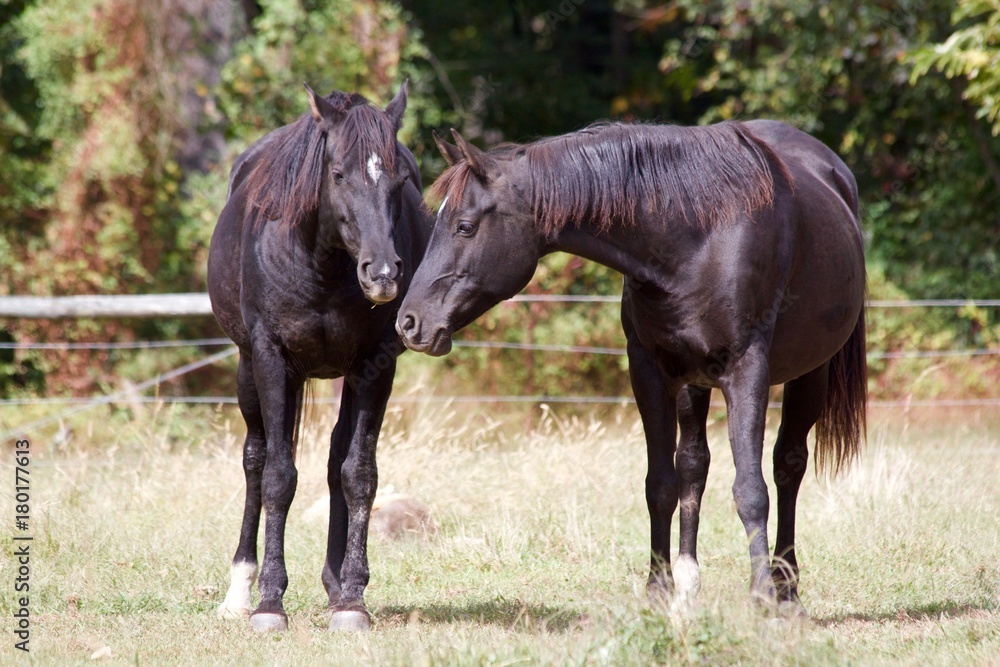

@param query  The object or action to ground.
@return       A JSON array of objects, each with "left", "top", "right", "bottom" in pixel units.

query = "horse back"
[{"left": 743, "top": 120, "right": 860, "bottom": 228}]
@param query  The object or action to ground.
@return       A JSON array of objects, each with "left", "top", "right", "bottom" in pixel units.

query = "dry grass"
[{"left": 1, "top": 393, "right": 998, "bottom": 665}]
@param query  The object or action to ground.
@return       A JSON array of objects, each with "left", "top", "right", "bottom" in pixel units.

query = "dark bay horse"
[
  {"left": 397, "top": 121, "right": 866, "bottom": 613},
  {"left": 208, "top": 82, "right": 431, "bottom": 632}
]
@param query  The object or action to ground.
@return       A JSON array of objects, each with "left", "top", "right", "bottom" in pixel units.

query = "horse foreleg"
[
  {"left": 322, "top": 385, "right": 355, "bottom": 608},
  {"left": 219, "top": 352, "right": 265, "bottom": 619},
  {"left": 328, "top": 357, "right": 395, "bottom": 632},
  {"left": 772, "top": 363, "right": 827, "bottom": 616},
  {"left": 248, "top": 337, "right": 303, "bottom": 632},
  {"left": 627, "top": 338, "right": 679, "bottom": 604},
  {"left": 674, "top": 384, "right": 712, "bottom": 608},
  {"left": 719, "top": 340, "right": 775, "bottom": 602}
]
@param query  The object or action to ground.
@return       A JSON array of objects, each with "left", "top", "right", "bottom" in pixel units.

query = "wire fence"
[
  {"left": 2, "top": 295, "right": 998, "bottom": 438},
  {"left": 7, "top": 337, "right": 999, "bottom": 360},
  {"left": 507, "top": 296, "right": 1000, "bottom": 307},
  {"left": 4, "top": 394, "right": 1000, "bottom": 408}
]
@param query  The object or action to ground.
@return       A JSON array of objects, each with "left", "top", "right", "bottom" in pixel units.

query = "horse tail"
[{"left": 814, "top": 306, "right": 868, "bottom": 476}]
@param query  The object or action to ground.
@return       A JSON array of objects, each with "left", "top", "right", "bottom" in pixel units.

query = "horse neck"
[
  {"left": 259, "top": 216, "right": 354, "bottom": 284},
  {"left": 546, "top": 215, "right": 675, "bottom": 291}
]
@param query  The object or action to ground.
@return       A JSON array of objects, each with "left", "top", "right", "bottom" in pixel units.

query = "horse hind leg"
[
  {"left": 772, "top": 363, "right": 828, "bottom": 616},
  {"left": 673, "top": 385, "right": 712, "bottom": 610},
  {"left": 218, "top": 353, "right": 265, "bottom": 619},
  {"left": 719, "top": 341, "right": 774, "bottom": 602}
]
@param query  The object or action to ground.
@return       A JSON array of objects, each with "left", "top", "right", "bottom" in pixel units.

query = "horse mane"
[
  {"left": 428, "top": 121, "right": 790, "bottom": 234},
  {"left": 243, "top": 91, "right": 398, "bottom": 229}
]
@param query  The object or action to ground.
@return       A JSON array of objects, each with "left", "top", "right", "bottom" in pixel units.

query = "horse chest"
[
  {"left": 623, "top": 285, "right": 755, "bottom": 386},
  {"left": 259, "top": 299, "right": 388, "bottom": 376},
  {"left": 625, "top": 283, "right": 731, "bottom": 348}
]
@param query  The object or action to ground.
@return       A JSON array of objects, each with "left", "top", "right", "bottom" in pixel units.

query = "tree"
[
  {"left": 0, "top": 0, "right": 442, "bottom": 396},
  {"left": 911, "top": 0, "right": 1000, "bottom": 135}
]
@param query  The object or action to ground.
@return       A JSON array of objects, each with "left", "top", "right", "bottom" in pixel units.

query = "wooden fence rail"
[
  {"left": 1, "top": 293, "right": 998, "bottom": 319},
  {"left": 0, "top": 293, "right": 214, "bottom": 318}
]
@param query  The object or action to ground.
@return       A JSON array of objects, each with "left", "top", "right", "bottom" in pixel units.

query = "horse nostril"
[
  {"left": 400, "top": 314, "right": 416, "bottom": 334},
  {"left": 393, "top": 259, "right": 403, "bottom": 280}
]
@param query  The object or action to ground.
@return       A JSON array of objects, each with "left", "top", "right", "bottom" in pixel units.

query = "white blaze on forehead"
[
  {"left": 366, "top": 153, "right": 382, "bottom": 184},
  {"left": 437, "top": 196, "right": 449, "bottom": 218}
]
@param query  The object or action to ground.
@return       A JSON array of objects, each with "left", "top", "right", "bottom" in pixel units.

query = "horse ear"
[
  {"left": 304, "top": 83, "right": 344, "bottom": 126},
  {"left": 384, "top": 79, "right": 408, "bottom": 133},
  {"left": 432, "top": 130, "right": 463, "bottom": 167},
  {"left": 450, "top": 128, "right": 497, "bottom": 180}
]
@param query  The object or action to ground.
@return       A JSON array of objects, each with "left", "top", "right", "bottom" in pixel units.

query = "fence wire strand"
[
  {"left": 0, "top": 346, "right": 238, "bottom": 442},
  {"left": 5, "top": 394, "right": 1000, "bottom": 409}
]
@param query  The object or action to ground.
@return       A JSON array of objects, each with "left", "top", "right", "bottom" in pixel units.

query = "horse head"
[
  {"left": 306, "top": 81, "right": 413, "bottom": 304},
  {"left": 397, "top": 129, "right": 541, "bottom": 354}
]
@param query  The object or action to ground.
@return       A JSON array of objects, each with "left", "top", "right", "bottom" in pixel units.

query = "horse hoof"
[
  {"left": 217, "top": 603, "right": 251, "bottom": 619},
  {"left": 249, "top": 612, "right": 288, "bottom": 632},
  {"left": 328, "top": 610, "right": 371, "bottom": 632},
  {"left": 669, "top": 592, "right": 698, "bottom": 619},
  {"left": 777, "top": 599, "right": 808, "bottom": 619}
]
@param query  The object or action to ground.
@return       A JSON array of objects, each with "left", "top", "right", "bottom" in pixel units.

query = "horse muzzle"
[
  {"left": 359, "top": 258, "right": 402, "bottom": 305},
  {"left": 396, "top": 313, "right": 453, "bottom": 356},
  {"left": 361, "top": 278, "right": 399, "bottom": 305}
]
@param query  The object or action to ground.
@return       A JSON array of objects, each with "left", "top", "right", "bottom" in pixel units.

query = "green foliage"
[
  {"left": 910, "top": 0, "right": 1000, "bottom": 133},
  {"left": 406, "top": 0, "right": 635, "bottom": 142},
  {"left": 0, "top": 0, "right": 48, "bottom": 231},
  {"left": 5, "top": 0, "right": 184, "bottom": 296},
  {"left": 0, "top": 0, "right": 444, "bottom": 396},
  {"left": 648, "top": 0, "right": 998, "bottom": 300},
  {"left": 216, "top": 0, "right": 443, "bottom": 182}
]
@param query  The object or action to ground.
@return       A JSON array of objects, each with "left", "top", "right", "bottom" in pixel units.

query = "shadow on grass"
[
  {"left": 377, "top": 597, "right": 585, "bottom": 633},
  {"left": 814, "top": 599, "right": 999, "bottom": 626}
]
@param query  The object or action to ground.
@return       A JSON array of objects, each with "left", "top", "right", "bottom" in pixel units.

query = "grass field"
[{"left": 1, "top": 395, "right": 998, "bottom": 666}]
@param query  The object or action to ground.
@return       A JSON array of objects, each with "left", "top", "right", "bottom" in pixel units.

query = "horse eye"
[
  {"left": 333, "top": 171, "right": 345, "bottom": 185},
  {"left": 456, "top": 220, "right": 476, "bottom": 236}
]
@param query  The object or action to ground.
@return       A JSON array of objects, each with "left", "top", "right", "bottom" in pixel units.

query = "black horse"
[
  {"left": 208, "top": 82, "right": 431, "bottom": 632},
  {"left": 398, "top": 121, "right": 866, "bottom": 613}
]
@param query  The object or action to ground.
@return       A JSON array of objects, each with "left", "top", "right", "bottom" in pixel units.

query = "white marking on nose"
[
  {"left": 379, "top": 262, "right": 391, "bottom": 278},
  {"left": 437, "top": 196, "right": 449, "bottom": 218},
  {"left": 366, "top": 153, "right": 382, "bottom": 184}
]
